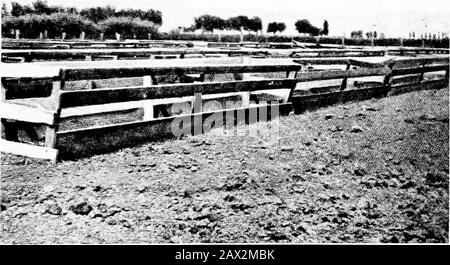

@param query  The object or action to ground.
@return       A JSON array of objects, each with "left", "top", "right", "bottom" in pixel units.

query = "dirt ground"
[{"left": 0, "top": 88, "right": 448, "bottom": 244}]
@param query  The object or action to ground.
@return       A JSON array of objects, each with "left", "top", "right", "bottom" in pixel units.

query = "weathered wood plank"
[
  {"left": 1, "top": 56, "right": 25, "bottom": 63},
  {"left": 2, "top": 49, "right": 269, "bottom": 62},
  {"left": 0, "top": 139, "right": 58, "bottom": 161},
  {"left": 61, "top": 64, "right": 303, "bottom": 81},
  {"left": 0, "top": 102, "right": 56, "bottom": 125},
  {"left": 392, "top": 64, "right": 449, "bottom": 76},
  {"left": 292, "top": 86, "right": 390, "bottom": 114},
  {"left": 294, "top": 67, "right": 390, "bottom": 81},
  {"left": 390, "top": 57, "right": 449, "bottom": 68},
  {"left": 389, "top": 79, "right": 448, "bottom": 95},
  {"left": 293, "top": 58, "right": 350, "bottom": 65},
  {"left": 56, "top": 103, "right": 292, "bottom": 159},
  {"left": 59, "top": 79, "right": 297, "bottom": 108}
]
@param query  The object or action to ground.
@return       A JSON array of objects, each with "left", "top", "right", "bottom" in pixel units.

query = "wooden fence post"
[
  {"left": 44, "top": 78, "right": 63, "bottom": 163},
  {"left": 417, "top": 64, "right": 426, "bottom": 83},
  {"left": 191, "top": 93, "right": 203, "bottom": 135},
  {"left": 340, "top": 61, "right": 352, "bottom": 90},
  {"left": 383, "top": 62, "right": 395, "bottom": 90},
  {"left": 142, "top": 75, "right": 157, "bottom": 120}
]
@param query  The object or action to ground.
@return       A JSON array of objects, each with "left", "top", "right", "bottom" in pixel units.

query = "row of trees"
[
  {"left": 1, "top": 1, "right": 161, "bottom": 39},
  {"left": 186, "top": 15, "right": 263, "bottom": 35},
  {"left": 2, "top": 1, "right": 162, "bottom": 25},
  {"left": 2, "top": 13, "right": 158, "bottom": 39},
  {"left": 351, "top": 30, "right": 379, "bottom": 39},
  {"left": 2, "top": 1, "right": 331, "bottom": 39},
  {"left": 186, "top": 15, "right": 329, "bottom": 36}
]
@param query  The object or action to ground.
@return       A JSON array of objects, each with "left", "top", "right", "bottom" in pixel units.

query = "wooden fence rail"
[{"left": 1, "top": 49, "right": 270, "bottom": 63}]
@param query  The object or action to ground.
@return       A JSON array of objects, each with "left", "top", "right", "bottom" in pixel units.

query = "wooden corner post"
[{"left": 44, "top": 70, "right": 64, "bottom": 162}]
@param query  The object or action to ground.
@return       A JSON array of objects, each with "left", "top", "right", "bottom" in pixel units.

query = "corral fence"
[{"left": 1, "top": 56, "right": 449, "bottom": 162}]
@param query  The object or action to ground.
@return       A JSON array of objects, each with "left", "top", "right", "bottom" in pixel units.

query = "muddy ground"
[{"left": 0, "top": 88, "right": 448, "bottom": 244}]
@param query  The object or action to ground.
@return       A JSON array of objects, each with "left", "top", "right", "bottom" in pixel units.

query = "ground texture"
[{"left": 1, "top": 88, "right": 448, "bottom": 244}]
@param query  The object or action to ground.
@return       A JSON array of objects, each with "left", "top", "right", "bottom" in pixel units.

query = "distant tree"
[
  {"left": 183, "top": 24, "right": 197, "bottom": 32},
  {"left": 277, "top": 22, "right": 286, "bottom": 33},
  {"left": 245, "top": 16, "right": 262, "bottom": 34},
  {"left": 65, "top": 7, "right": 79, "bottom": 14},
  {"left": 295, "top": 19, "right": 320, "bottom": 36},
  {"left": 226, "top": 15, "right": 250, "bottom": 32},
  {"left": 320, "top": 20, "right": 329, "bottom": 35},
  {"left": 267, "top": 22, "right": 278, "bottom": 34},
  {"left": 10, "top": 2, "right": 33, "bottom": 16},
  {"left": 267, "top": 21, "right": 286, "bottom": 34},
  {"left": 351, "top": 30, "right": 363, "bottom": 39},
  {"left": 1, "top": 3, "right": 8, "bottom": 17},
  {"left": 32, "top": 0, "right": 55, "bottom": 15},
  {"left": 213, "top": 16, "right": 226, "bottom": 31},
  {"left": 115, "top": 8, "right": 162, "bottom": 25},
  {"left": 295, "top": 19, "right": 311, "bottom": 34},
  {"left": 194, "top": 14, "right": 224, "bottom": 33},
  {"left": 80, "top": 6, "right": 116, "bottom": 22},
  {"left": 99, "top": 16, "right": 157, "bottom": 39}
]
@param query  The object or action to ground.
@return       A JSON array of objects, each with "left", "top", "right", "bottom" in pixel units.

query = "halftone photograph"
[{"left": 0, "top": 0, "right": 448, "bottom": 252}]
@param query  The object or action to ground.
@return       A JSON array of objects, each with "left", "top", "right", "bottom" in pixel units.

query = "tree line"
[
  {"left": 2, "top": 1, "right": 162, "bottom": 24},
  {"left": 185, "top": 14, "right": 329, "bottom": 36},
  {"left": 1, "top": 1, "right": 161, "bottom": 39},
  {"left": 2, "top": 1, "right": 330, "bottom": 39}
]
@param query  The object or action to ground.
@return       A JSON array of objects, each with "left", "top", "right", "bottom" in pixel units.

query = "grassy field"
[{"left": 0, "top": 87, "right": 448, "bottom": 244}]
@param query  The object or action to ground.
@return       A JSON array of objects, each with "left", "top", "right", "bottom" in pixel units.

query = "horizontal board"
[
  {"left": 2, "top": 49, "right": 269, "bottom": 62},
  {"left": 0, "top": 102, "right": 55, "bottom": 125},
  {"left": 292, "top": 86, "right": 390, "bottom": 114},
  {"left": 0, "top": 139, "right": 58, "bottom": 161},
  {"left": 293, "top": 58, "right": 349, "bottom": 65},
  {"left": 59, "top": 79, "right": 297, "bottom": 108},
  {"left": 295, "top": 67, "right": 390, "bottom": 81},
  {"left": 61, "top": 64, "right": 303, "bottom": 81},
  {"left": 391, "top": 57, "right": 450, "bottom": 68},
  {"left": 293, "top": 58, "right": 386, "bottom": 68},
  {"left": 56, "top": 103, "right": 292, "bottom": 159},
  {"left": 389, "top": 79, "right": 448, "bottom": 95},
  {"left": 392, "top": 64, "right": 449, "bottom": 76}
]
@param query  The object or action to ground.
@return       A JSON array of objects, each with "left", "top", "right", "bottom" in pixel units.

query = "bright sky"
[{"left": 3, "top": 0, "right": 450, "bottom": 37}]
